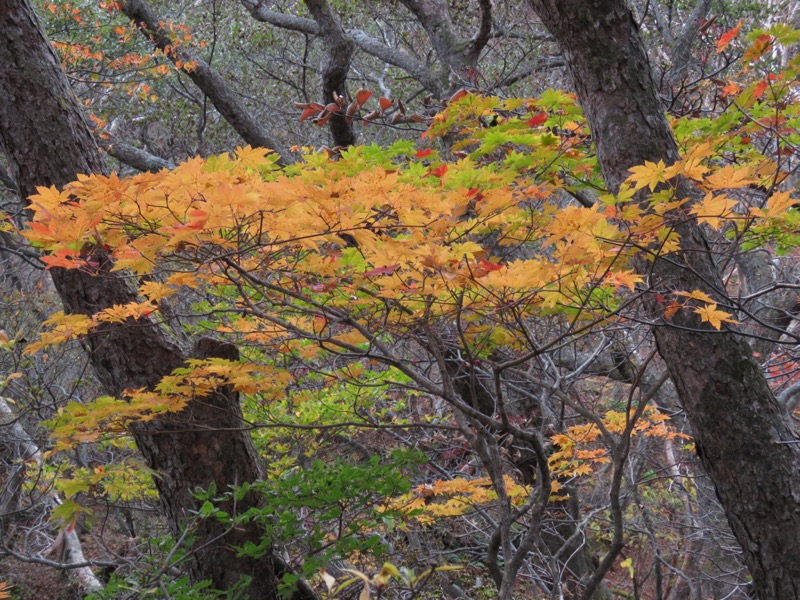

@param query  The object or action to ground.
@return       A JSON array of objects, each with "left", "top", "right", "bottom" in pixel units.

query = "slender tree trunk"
[
  {"left": 0, "top": 2, "right": 310, "bottom": 597},
  {"left": 527, "top": 2, "right": 800, "bottom": 598},
  {"left": 303, "top": 0, "right": 355, "bottom": 147}
]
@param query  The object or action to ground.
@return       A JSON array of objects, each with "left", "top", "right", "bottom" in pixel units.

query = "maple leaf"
[
  {"left": 716, "top": 22, "right": 742, "bottom": 52},
  {"left": 628, "top": 159, "right": 667, "bottom": 191},
  {"left": 751, "top": 80, "right": 769, "bottom": 100},
  {"left": 140, "top": 281, "right": 176, "bottom": 301},
  {"left": 690, "top": 192, "right": 738, "bottom": 229},
  {"left": 235, "top": 145, "right": 276, "bottom": 170},
  {"left": 765, "top": 190, "right": 796, "bottom": 218},
  {"left": 604, "top": 270, "right": 643, "bottom": 291},
  {"left": 743, "top": 34, "right": 773, "bottom": 62},
  {"left": 704, "top": 165, "right": 756, "bottom": 190},
  {"left": 674, "top": 289, "right": 715, "bottom": 304},
  {"left": 40, "top": 248, "right": 88, "bottom": 270},
  {"left": 526, "top": 111, "right": 547, "bottom": 127},
  {"left": 721, "top": 81, "right": 741, "bottom": 97},
  {"left": 0, "top": 581, "right": 12, "bottom": 599},
  {"left": 665, "top": 142, "right": 712, "bottom": 181},
  {"left": 694, "top": 303, "right": 740, "bottom": 330}
]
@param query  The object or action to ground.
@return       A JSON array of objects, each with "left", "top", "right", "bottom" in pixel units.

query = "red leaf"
[
  {"left": 315, "top": 111, "right": 333, "bottom": 127},
  {"left": 379, "top": 97, "right": 394, "bottom": 111},
  {"left": 448, "top": 88, "right": 468, "bottom": 104},
  {"left": 752, "top": 80, "right": 768, "bottom": 99},
  {"left": 415, "top": 148, "right": 432, "bottom": 158},
  {"left": 355, "top": 89, "right": 373, "bottom": 106},
  {"left": 527, "top": 111, "right": 547, "bottom": 127},
  {"left": 362, "top": 109, "right": 382, "bottom": 123},
  {"left": 429, "top": 165, "right": 448, "bottom": 178},
  {"left": 364, "top": 265, "right": 399, "bottom": 277},
  {"left": 716, "top": 21, "right": 742, "bottom": 53},
  {"left": 477, "top": 258, "right": 503, "bottom": 272},
  {"left": 300, "top": 107, "right": 319, "bottom": 122}
]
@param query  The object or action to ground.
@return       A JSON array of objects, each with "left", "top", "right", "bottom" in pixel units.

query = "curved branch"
[
  {"left": 668, "top": 0, "right": 712, "bottom": 83},
  {"left": 465, "top": 0, "right": 493, "bottom": 63},
  {"left": 303, "top": 0, "right": 355, "bottom": 147},
  {"left": 241, "top": 0, "right": 443, "bottom": 96},
  {"left": 120, "top": 0, "right": 289, "bottom": 163}
]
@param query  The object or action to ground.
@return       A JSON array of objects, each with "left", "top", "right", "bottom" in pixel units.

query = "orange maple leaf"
[{"left": 716, "top": 22, "right": 742, "bottom": 53}]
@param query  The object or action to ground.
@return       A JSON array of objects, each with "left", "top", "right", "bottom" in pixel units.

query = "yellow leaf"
[
  {"left": 24, "top": 312, "right": 94, "bottom": 355},
  {"left": 693, "top": 303, "right": 740, "bottom": 330},
  {"left": 621, "top": 557, "right": 635, "bottom": 578},
  {"left": 690, "top": 192, "right": 738, "bottom": 229},
  {"left": 674, "top": 289, "right": 715, "bottom": 304},
  {"left": 140, "top": 281, "right": 176, "bottom": 301},
  {"left": 628, "top": 160, "right": 667, "bottom": 192},
  {"left": 604, "top": 270, "right": 643, "bottom": 291},
  {"left": 665, "top": 142, "right": 712, "bottom": 181},
  {"left": 704, "top": 165, "right": 756, "bottom": 190},
  {"left": 766, "top": 190, "right": 796, "bottom": 218}
]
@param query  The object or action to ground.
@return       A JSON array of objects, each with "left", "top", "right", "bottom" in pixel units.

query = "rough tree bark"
[
  {"left": 398, "top": 0, "right": 492, "bottom": 91},
  {"left": 0, "top": 2, "right": 312, "bottom": 597},
  {"left": 527, "top": 2, "right": 800, "bottom": 599},
  {"left": 303, "top": 0, "right": 355, "bottom": 147}
]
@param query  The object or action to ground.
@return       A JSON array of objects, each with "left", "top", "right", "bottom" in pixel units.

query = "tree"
[
  {"left": 527, "top": 1, "right": 800, "bottom": 598},
  {"left": 2, "top": 1, "right": 799, "bottom": 599},
  {"left": 0, "top": 1, "right": 311, "bottom": 597}
]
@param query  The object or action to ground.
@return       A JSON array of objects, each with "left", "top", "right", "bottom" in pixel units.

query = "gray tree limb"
[
  {"left": 240, "top": 0, "right": 443, "bottom": 96},
  {"left": 120, "top": 0, "right": 289, "bottom": 163},
  {"left": 398, "top": 0, "right": 492, "bottom": 90},
  {"left": 106, "top": 141, "right": 175, "bottom": 172}
]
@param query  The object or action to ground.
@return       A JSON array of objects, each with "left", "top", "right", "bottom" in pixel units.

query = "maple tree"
[{"left": 1, "top": 1, "right": 800, "bottom": 599}]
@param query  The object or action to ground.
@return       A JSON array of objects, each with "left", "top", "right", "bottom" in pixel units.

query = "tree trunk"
[
  {"left": 398, "top": 0, "right": 492, "bottom": 92},
  {"left": 527, "top": 2, "right": 800, "bottom": 598},
  {"left": 303, "top": 0, "right": 355, "bottom": 147},
  {"left": 0, "top": 2, "right": 309, "bottom": 597}
]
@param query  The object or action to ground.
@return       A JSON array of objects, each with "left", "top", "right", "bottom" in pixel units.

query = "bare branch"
[
  {"left": 465, "top": 0, "right": 493, "bottom": 63},
  {"left": 241, "top": 0, "right": 443, "bottom": 95},
  {"left": 669, "top": 0, "right": 712, "bottom": 82},
  {"left": 106, "top": 141, "right": 175, "bottom": 172},
  {"left": 120, "top": 0, "right": 289, "bottom": 163}
]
